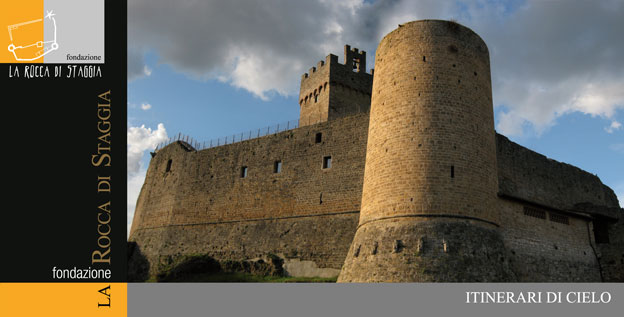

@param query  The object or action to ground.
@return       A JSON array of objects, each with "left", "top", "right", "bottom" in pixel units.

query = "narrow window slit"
[
  {"left": 274, "top": 161, "right": 282, "bottom": 173},
  {"left": 323, "top": 156, "right": 332, "bottom": 169}
]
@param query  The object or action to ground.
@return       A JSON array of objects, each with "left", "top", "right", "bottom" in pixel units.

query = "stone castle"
[{"left": 128, "top": 20, "right": 623, "bottom": 282}]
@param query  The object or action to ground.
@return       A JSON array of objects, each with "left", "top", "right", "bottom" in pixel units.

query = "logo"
[
  {"left": 7, "top": 10, "right": 59, "bottom": 61},
  {"left": 1, "top": 0, "right": 104, "bottom": 64}
]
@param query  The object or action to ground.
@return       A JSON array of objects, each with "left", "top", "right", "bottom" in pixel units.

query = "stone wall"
[
  {"left": 498, "top": 199, "right": 601, "bottom": 282},
  {"left": 596, "top": 216, "right": 624, "bottom": 281},
  {"left": 129, "top": 212, "right": 359, "bottom": 278},
  {"left": 129, "top": 113, "right": 369, "bottom": 277},
  {"left": 129, "top": 112, "right": 622, "bottom": 281},
  {"left": 338, "top": 218, "right": 515, "bottom": 282},
  {"left": 495, "top": 134, "right": 623, "bottom": 281},
  {"left": 496, "top": 134, "right": 620, "bottom": 211}
]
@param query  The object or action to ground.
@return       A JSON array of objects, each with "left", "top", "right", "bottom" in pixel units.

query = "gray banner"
[{"left": 128, "top": 283, "right": 624, "bottom": 317}]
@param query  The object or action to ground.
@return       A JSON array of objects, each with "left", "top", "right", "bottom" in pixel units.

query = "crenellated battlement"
[
  {"left": 299, "top": 45, "right": 373, "bottom": 127},
  {"left": 344, "top": 45, "right": 367, "bottom": 73},
  {"left": 300, "top": 45, "right": 374, "bottom": 81},
  {"left": 300, "top": 54, "right": 338, "bottom": 81}
]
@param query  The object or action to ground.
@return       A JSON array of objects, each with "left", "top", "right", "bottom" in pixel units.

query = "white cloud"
[
  {"left": 471, "top": 0, "right": 624, "bottom": 136},
  {"left": 127, "top": 0, "right": 624, "bottom": 135},
  {"left": 127, "top": 123, "right": 168, "bottom": 175},
  {"left": 605, "top": 121, "right": 622, "bottom": 134},
  {"left": 127, "top": 0, "right": 460, "bottom": 99},
  {"left": 571, "top": 83, "right": 624, "bottom": 119},
  {"left": 495, "top": 78, "right": 624, "bottom": 136},
  {"left": 143, "top": 65, "right": 152, "bottom": 77},
  {"left": 140, "top": 102, "right": 152, "bottom": 111},
  {"left": 229, "top": 50, "right": 303, "bottom": 100},
  {"left": 496, "top": 109, "right": 529, "bottom": 137}
]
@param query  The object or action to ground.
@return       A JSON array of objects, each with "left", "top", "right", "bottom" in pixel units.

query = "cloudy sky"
[{"left": 127, "top": 0, "right": 624, "bottom": 235}]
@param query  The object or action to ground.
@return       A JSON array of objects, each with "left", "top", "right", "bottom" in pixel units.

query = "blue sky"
[{"left": 127, "top": 0, "right": 624, "bottom": 233}]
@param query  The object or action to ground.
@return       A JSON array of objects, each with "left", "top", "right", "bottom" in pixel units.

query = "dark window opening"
[
  {"left": 240, "top": 166, "right": 248, "bottom": 178},
  {"left": 423, "top": 56, "right": 426, "bottom": 62},
  {"left": 549, "top": 213, "right": 569, "bottom": 225},
  {"left": 274, "top": 161, "right": 282, "bottom": 173},
  {"left": 352, "top": 58, "right": 361, "bottom": 71},
  {"left": 315, "top": 132, "right": 322, "bottom": 143},
  {"left": 353, "top": 245, "right": 360, "bottom": 257},
  {"left": 165, "top": 159, "right": 172, "bottom": 172},
  {"left": 451, "top": 165, "right": 454, "bottom": 178},
  {"left": 323, "top": 156, "right": 332, "bottom": 169},
  {"left": 523, "top": 206, "right": 546, "bottom": 219},
  {"left": 593, "top": 220, "right": 610, "bottom": 244},
  {"left": 314, "top": 94, "right": 318, "bottom": 103}
]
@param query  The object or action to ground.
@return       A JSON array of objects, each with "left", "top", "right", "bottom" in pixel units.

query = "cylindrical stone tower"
[{"left": 338, "top": 20, "right": 514, "bottom": 282}]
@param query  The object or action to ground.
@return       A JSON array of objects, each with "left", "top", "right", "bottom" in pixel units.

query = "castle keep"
[{"left": 129, "top": 20, "right": 623, "bottom": 282}]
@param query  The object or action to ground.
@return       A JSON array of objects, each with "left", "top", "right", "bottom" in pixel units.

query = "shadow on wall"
[
  {"left": 127, "top": 241, "right": 150, "bottom": 282},
  {"left": 148, "top": 253, "right": 286, "bottom": 282},
  {"left": 156, "top": 254, "right": 222, "bottom": 282}
]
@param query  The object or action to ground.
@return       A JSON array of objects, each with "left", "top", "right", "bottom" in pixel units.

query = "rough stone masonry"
[{"left": 128, "top": 20, "right": 623, "bottom": 282}]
